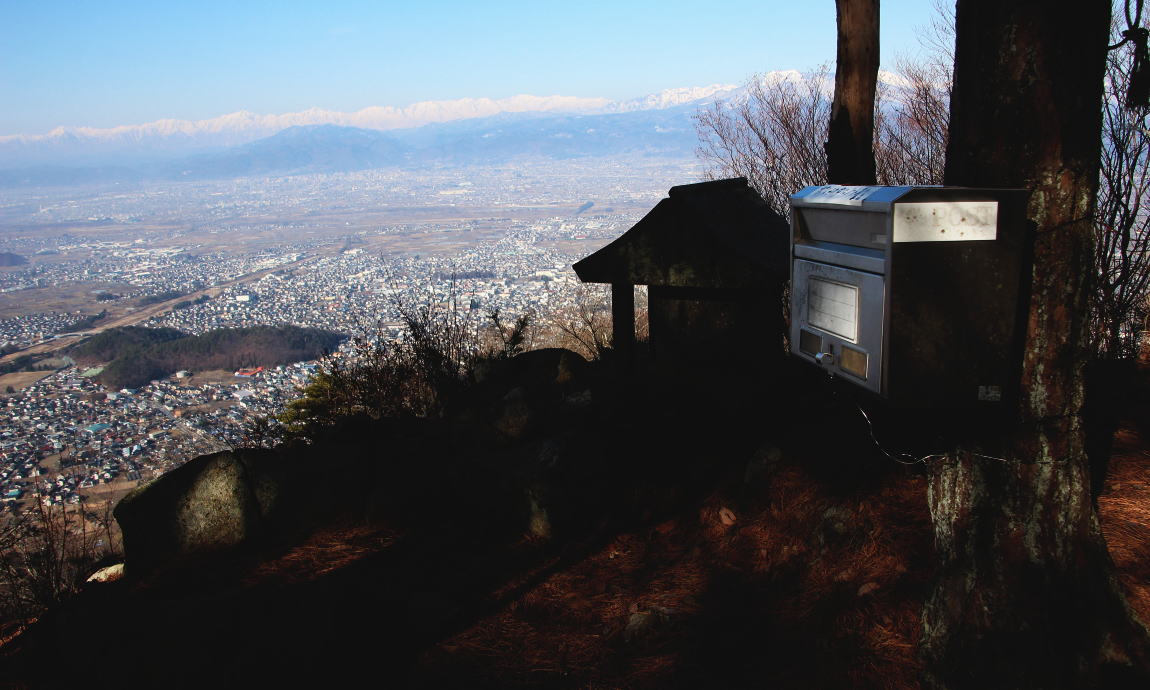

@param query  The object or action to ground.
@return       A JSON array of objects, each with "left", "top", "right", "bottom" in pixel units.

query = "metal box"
[{"left": 789, "top": 185, "right": 1030, "bottom": 408}]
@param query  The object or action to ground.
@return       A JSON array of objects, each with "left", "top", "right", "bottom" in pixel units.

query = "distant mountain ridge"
[
  {"left": 166, "top": 101, "right": 707, "bottom": 180},
  {"left": 171, "top": 124, "right": 410, "bottom": 179},
  {"left": 0, "top": 102, "right": 715, "bottom": 186},
  {"left": 0, "top": 84, "right": 742, "bottom": 168},
  {"left": 0, "top": 71, "right": 915, "bottom": 186}
]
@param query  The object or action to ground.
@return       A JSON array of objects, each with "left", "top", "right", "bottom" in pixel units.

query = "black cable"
[{"left": 855, "top": 403, "right": 947, "bottom": 465}]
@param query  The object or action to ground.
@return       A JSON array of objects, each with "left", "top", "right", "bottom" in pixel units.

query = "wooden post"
[{"left": 611, "top": 282, "right": 635, "bottom": 368}]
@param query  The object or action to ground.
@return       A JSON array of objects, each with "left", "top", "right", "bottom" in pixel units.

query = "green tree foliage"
[
  {"left": 57, "top": 310, "right": 108, "bottom": 333},
  {"left": 0, "top": 354, "right": 47, "bottom": 376},
  {"left": 172, "top": 294, "right": 211, "bottom": 311},
  {"left": 135, "top": 290, "right": 185, "bottom": 307},
  {"left": 279, "top": 338, "right": 429, "bottom": 434},
  {"left": 69, "top": 326, "right": 188, "bottom": 364},
  {"left": 0, "top": 252, "right": 28, "bottom": 267}
]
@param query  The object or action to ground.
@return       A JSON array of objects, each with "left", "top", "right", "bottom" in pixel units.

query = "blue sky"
[{"left": 1, "top": 0, "right": 943, "bottom": 136}]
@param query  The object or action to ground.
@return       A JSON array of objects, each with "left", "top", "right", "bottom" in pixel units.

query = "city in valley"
[{"left": 0, "top": 157, "right": 698, "bottom": 525}]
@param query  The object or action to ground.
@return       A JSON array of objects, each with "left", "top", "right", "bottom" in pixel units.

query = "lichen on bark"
[{"left": 920, "top": 1, "right": 1150, "bottom": 686}]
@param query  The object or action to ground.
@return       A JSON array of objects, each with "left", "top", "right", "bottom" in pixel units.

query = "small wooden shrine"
[{"left": 573, "top": 177, "right": 790, "bottom": 369}]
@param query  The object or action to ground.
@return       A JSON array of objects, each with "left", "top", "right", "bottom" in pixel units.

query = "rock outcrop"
[{"left": 114, "top": 448, "right": 289, "bottom": 573}]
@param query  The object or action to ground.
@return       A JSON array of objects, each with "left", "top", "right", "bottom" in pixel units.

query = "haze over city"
[
  {"left": 0, "top": 1, "right": 954, "bottom": 489},
  {"left": 5, "top": 3, "right": 1150, "bottom": 688},
  {"left": 0, "top": 1, "right": 957, "bottom": 507}
]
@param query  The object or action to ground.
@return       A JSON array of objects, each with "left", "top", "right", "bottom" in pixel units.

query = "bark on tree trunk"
[
  {"left": 924, "top": 1, "right": 1150, "bottom": 686},
  {"left": 826, "top": 0, "right": 879, "bottom": 185}
]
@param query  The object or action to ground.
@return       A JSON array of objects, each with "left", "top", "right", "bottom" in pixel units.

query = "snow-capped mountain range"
[
  {"left": 0, "top": 83, "right": 743, "bottom": 163},
  {"left": 0, "top": 70, "right": 918, "bottom": 186}
]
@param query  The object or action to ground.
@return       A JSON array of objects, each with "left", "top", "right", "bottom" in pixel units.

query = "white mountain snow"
[
  {"left": 605, "top": 84, "right": 741, "bottom": 112},
  {"left": 0, "top": 71, "right": 917, "bottom": 169},
  {"left": 0, "top": 85, "right": 740, "bottom": 152}
]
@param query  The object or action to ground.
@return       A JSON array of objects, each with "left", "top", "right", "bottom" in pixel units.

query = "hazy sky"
[{"left": 1, "top": 0, "right": 944, "bottom": 136}]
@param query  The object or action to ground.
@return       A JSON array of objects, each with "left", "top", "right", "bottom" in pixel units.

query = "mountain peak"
[
  {"left": 2, "top": 84, "right": 735, "bottom": 146},
  {"left": 0, "top": 77, "right": 801, "bottom": 169}
]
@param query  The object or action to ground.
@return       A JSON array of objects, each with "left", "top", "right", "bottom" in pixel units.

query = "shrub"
[
  {"left": 280, "top": 290, "right": 488, "bottom": 436},
  {"left": 0, "top": 497, "right": 120, "bottom": 623}
]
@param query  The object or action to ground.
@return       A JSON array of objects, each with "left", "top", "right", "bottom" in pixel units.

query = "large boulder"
[
  {"left": 114, "top": 448, "right": 286, "bottom": 574},
  {"left": 468, "top": 348, "right": 592, "bottom": 440}
]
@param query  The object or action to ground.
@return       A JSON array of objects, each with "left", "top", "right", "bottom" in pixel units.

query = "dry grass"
[
  {"left": 0, "top": 281, "right": 131, "bottom": 320},
  {"left": 417, "top": 460, "right": 934, "bottom": 689},
  {"left": 240, "top": 522, "right": 401, "bottom": 587},
  {"left": 411, "top": 407, "right": 1150, "bottom": 688},
  {"left": 1099, "top": 417, "right": 1150, "bottom": 624},
  {"left": 0, "top": 371, "right": 54, "bottom": 394}
]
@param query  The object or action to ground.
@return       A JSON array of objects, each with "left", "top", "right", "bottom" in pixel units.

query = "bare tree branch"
[{"left": 1093, "top": 12, "right": 1150, "bottom": 358}]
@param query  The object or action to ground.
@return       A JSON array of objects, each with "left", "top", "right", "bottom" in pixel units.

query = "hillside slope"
[
  {"left": 2, "top": 356, "right": 1148, "bottom": 688},
  {"left": 70, "top": 325, "right": 345, "bottom": 389}
]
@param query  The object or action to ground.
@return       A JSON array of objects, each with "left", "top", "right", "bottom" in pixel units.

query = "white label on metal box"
[
  {"left": 808, "top": 278, "right": 859, "bottom": 341},
  {"left": 893, "top": 201, "right": 998, "bottom": 242},
  {"left": 801, "top": 185, "right": 883, "bottom": 206}
]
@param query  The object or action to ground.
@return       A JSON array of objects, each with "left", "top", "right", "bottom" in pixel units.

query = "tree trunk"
[
  {"left": 923, "top": 1, "right": 1150, "bottom": 686},
  {"left": 826, "top": 0, "right": 879, "bottom": 185}
]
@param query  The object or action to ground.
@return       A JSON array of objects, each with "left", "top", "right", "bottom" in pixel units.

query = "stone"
[
  {"left": 85, "top": 563, "right": 124, "bottom": 584},
  {"left": 624, "top": 611, "right": 658, "bottom": 643},
  {"left": 526, "top": 489, "right": 551, "bottom": 539},
  {"left": 114, "top": 448, "right": 284, "bottom": 573},
  {"left": 494, "top": 386, "right": 532, "bottom": 439},
  {"left": 623, "top": 606, "right": 676, "bottom": 643},
  {"left": 718, "top": 506, "right": 737, "bottom": 526}
]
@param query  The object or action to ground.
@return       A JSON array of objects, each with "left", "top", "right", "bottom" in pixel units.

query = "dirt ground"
[
  {"left": 2, "top": 385, "right": 1149, "bottom": 688},
  {"left": 0, "top": 371, "right": 54, "bottom": 394},
  {"left": 77, "top": 478, "right": 143, "bottom": 516},
  {"left": 172, "top": 369, "right": 244, "bottom": 387},
  {"left": 0, "top": 281, "right": 134, "bottom": 320},
  {"left": 1099, "top": 415, "right": 1150, "bottom": 620}
]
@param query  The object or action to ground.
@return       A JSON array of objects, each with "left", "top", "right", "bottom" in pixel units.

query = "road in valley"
[{"left": 0, "top": 256, "right": 315, "bottom": 366}]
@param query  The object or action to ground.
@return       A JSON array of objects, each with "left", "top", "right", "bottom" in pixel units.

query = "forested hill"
[
  {"left": 70, "top": 325, "right": 345, "bottom": 389},
  {"left": 70, "top": 326, "right": 188, "bottom": 364}
]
